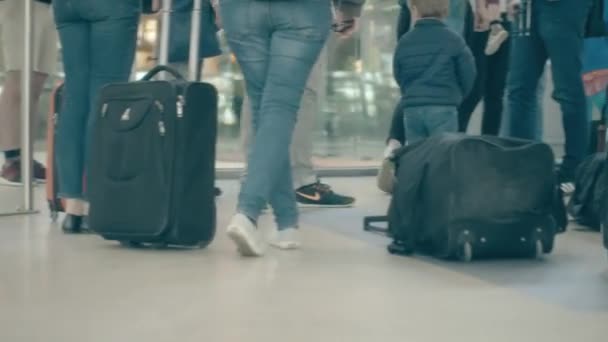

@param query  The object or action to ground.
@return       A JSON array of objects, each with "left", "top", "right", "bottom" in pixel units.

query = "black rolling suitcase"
[
  {"left": 387, "top": 134, "right": 565, "bottom": 262},
  {"left": 88, "top": 0, "right": 218, "bottom": 248}
]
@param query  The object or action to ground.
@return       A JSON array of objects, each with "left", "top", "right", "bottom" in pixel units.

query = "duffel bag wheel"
[
  {"left": 387, "top": 244, "right": 399, "bottom": 255},
  {"left": 460, "top": 241, "right": 473, "bottom": 262},
  {"left": 532, "top": 239, "right": 544, "bottom": 259},
  {"left": 387, "top": 241, "right": 413, "bottom": 256},
  {"left": 119, "top": 241, "right": 141, "bottom": 248}
]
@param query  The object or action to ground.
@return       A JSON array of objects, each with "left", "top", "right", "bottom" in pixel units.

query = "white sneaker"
[
  {"left": 485, "top": 26, "right": 509, "bottom": 56},
  {"left": 226, "top": 213, "right": 266, "bottom": 257},
  {"left": 560, "top": 182, "right": 576, "bottom": 195},
  {"left": 270, "top": 228, "right": 301, "bottom": 250}
]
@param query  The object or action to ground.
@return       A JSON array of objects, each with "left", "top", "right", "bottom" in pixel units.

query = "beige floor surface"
[{"left": 0, "top": 178, "right": 607, "bottom": 342}]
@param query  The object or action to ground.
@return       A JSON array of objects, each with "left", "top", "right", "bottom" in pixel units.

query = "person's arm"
[
  {"left": 455, "top": 44, "right": 477, "bottom": 98},
  {"left": 397, "top": 1, "right": 411, "bottom": 40}
]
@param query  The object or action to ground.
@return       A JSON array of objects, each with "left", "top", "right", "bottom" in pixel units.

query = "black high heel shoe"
[{"left": 62, "top": 214, "right": 83, "bottom": 234}]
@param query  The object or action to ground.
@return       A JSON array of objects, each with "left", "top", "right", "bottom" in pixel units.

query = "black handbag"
[{"left": 585, "top": 0, "right": 608, "bottom": 38}]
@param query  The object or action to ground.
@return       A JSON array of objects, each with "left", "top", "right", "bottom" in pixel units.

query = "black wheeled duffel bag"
[{"left": 387, "top": 134, "right": 566, "bottom": 261}]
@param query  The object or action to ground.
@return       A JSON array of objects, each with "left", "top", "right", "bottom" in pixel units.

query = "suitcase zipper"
[
  {"left": 155, "top": 100, "right": 166, "bottom": 137},
  {"left": 158, "top": 121, "right": 166, "bottom": 136},
  {"left": 177, "top": 95, "right": 185, "bottom": 118}
]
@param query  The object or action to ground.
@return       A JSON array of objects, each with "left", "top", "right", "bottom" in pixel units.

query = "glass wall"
[{"left": 1, "top": 0, "right": 569, "bottom": 199}]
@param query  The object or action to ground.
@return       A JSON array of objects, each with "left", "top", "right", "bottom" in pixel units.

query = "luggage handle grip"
[{"left": 141, "top": 66, "right": 185, "bottom": 81}]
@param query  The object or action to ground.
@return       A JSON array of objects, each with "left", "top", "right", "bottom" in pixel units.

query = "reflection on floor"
[{"left": 0, "top": 178, "right": 607, "bottom": 342}]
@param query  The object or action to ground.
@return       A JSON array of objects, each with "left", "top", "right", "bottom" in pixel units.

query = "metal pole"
[
  {"left": 21, "top": 0, "right": 34, "bottom": 212},
  {"left": 158, "top": 0, "right": 172, "bottom": 70},
  {"left": 188, "top": 0, "right": 203, "bottom": 81}
]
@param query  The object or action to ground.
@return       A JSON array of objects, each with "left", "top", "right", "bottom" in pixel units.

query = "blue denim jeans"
[
  {"left": 403, "top": 106, "right": 459, "bottom": 144},
  {"left": 52, "top": 0, "right": 140, "bottom": 199},
  {"left": 446, "top": 0, "right": 468, "bottom": 36},
  {"left": 506, "top": 0, "right": 594, "bottom": 177},
  {"left": 220, "top": 0, "right": 331, "bottom": 229},
  {"left": 500, "top": 67, "right": 546, "bottom": 140}
]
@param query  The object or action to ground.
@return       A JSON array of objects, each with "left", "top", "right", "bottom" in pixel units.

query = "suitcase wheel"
[{"left": 529, "top": 227, "right": 545, "bottom": 259}]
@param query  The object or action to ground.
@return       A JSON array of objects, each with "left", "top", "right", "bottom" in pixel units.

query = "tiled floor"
[{"left": 1, "top": 178, "right": 607, "bottom": 342}]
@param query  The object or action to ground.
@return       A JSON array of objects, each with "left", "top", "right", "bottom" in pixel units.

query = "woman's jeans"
[
  {"left": 220, "top": 0, "right": 331, "bottom": 230},
  {"left": 52, "top": 0, "right": 140, "bottom": 199},
  {"left": 506, "top": 0, "right": 594, "bottom": 178}
]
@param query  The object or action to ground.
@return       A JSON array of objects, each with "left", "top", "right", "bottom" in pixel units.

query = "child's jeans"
[{"left": 403, "top": 106, "right": 459, "bottom": 144}]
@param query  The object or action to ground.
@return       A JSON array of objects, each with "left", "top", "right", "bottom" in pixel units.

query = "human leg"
[
  {"left": 53, "top": 4, "right": 91, "bottom": 202},
  {"left": 0, "top": 71, "right": 49, "bottom": 183},
  {"left": 403, "top": 107, "right": 430, "bottom": 145},
  {"left": 506, "top": 8, "right": 548, "bottom": 142},
  {"left": 0, "top": 1, "right": 56, "bottom": 182},
  {"left": 87, "top": 15, "right": 140, "bottom": 186},
  {"left": 538, "top": 0, "right": 593, "bottom": 180},
  {"left": 423, "top": 106, "right": 459, "bottom": 136},
  {"left": 458, "top": 30, "right": 489, "bottom": 132}
]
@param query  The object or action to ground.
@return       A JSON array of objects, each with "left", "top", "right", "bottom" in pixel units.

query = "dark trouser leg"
[
  {"left": 85, "top": 16, "right": 140, "bottom": 197},
  {"left": 54, "top": 16, "right": 91, "bottom": 199},
  {"left": 458, "top": 30, "right": 489, "bottom": 132},
  {"left": 506, "top": 5, "right": 547, "bottom": 142},
  {"left": 396, "top": 5, "right": 411, "bottom": 40},
  {"left": 538, "top": 0, "right": 593, "bottom": 179},
  {"left": 482, "top": 20, "right": 510, "bottom": 135}
]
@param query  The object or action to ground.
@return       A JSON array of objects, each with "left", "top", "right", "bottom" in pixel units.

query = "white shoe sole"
[
  {"left": 226, "top": 224, "right": 264, "bottom": 257},
  {"left": 270, "top": 241, "right": 300, "bottom": 250}
]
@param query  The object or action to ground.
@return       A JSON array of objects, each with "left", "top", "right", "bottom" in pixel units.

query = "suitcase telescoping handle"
[
  {"left": 141, "top": 65, "right": 186, "bottom": 81},
  {"left": 157, "top": 0, "right": 204, "bottom": 81},
  {"left": 188, "top": 0, "right": 203, "bottom": 81}
]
